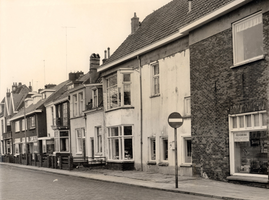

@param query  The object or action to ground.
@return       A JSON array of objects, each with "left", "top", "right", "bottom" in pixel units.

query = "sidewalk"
[{"left": 0, "top": 162, "right": 268, "bottom": 200}]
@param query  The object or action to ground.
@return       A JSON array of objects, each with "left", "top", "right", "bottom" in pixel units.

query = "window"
[
  {"left": 161, "top": 137, "right": 168, "bottom": 161},
  {"left": 76, "top": 129, "right": 84, "bottom": 154},
  {"left": 15, "top": 121, "right": 20, "bottom": 132},
  {"left": 184, "top": 96, "right": 191, "bottom": 116},
  {"left": 79, "top": 92, "right": 84, "bottom": 114},
  {"left": 1, "top": 119, "right": 4, "bottom": 134},
  {"left": 107, "top": 74, "right": 118, "bottom": 109},
  {"left": 107, "top": 125, "right": 133, "bottom": 160},
  {"left": 106, "top": 72, "right": 132, "bottom": 110},
  {"left": 149, "top": 137, "right": 156, "bottom": 161},
  {"left": 51, "top": 107, "right": 54, "bottom": 125},
  {"left": 152, "top": 62, "right": 160, "bottom": 95},
  {"left": 229, "top": 111, "right": 268, "bottom": 176},
  {"left": 123, "top": 74, "right": 131, "bottom": 105},
  {"left": 93, "top": 89, "right": 98, "bottom": 108},
  {"left": 54, "top": 131, "right": 69, "bottom": 152},
  {"left": 233, "top": 12, "right": 263, "bottom": 65},
  {"left": 73, "top": 94, "right": 78, "bottom": 117},
  {"left": 95, "top": 127, "right": 103, "bottom": 154},
  {"left": 62, "top": 103, "right": 68, "bottom": 126},
  {"left": 30, "top": 116, "right": 35, "bottom": 128},
  {"left": 183, "top": 138, "right": 192, "bottom": 164},
  {"left": 21, "top": 119, "right": 27, "bottom": 131}
]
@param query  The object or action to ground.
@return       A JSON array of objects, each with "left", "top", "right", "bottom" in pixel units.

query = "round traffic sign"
[{"left": 168, "top": 112, "right": 183, "bottom": 128}]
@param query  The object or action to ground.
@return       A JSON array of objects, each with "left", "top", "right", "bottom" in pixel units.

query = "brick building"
[{"left": 189, "top": 0, "right": 269, "bottom": 187}]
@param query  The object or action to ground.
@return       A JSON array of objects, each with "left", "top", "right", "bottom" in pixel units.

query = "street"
[{"left": 0, "top": 165, "right": 219, "bottom": 200}]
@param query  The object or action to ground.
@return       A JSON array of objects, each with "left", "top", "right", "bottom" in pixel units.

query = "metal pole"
[{"left": 174, "top": 128, "right": 178, "bottom": 188}]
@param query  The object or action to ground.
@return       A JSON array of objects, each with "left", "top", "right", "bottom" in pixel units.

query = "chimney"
[
  {"left": 188, "top": 0, "right": 192, "bottom": 12},
  {"left": 29, "top": 82, "right": 32, "bottom": 92},
  {"left": 131, "top": 12, "right": 139, "bottom": 34},
  {"left": 12, "top": 82, "right": 17, "bottom": 92},
  {"left": 6, "top": 89, "right": 10, "bottom": 97},
  {"left": 102, "top": 50, "right": 107, "bottom": 64},
  {"left": 107, "top": 47, "right": 110, "bottom": 58},
  {"left": 90, "top": 53, "right": 100, "bottom": 83},
  {"left": 69, "top": 71, "right": 84, "bottom": 82},
  {"left": 45, "top": 84, "right": 56, "bottom": 89}
]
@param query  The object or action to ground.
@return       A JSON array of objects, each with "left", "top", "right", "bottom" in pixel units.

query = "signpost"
[{"left": 168, "top": 112, "right": 184, "bottom": 188}]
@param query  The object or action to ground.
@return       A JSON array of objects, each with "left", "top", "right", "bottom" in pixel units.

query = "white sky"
[{"left": 0, "top": 0, "right": 171, "bottom": 98}]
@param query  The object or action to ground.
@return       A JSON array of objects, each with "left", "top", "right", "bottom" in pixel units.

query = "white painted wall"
[{"left": 141, "top": 49, "right": 191, "bottom": 175}]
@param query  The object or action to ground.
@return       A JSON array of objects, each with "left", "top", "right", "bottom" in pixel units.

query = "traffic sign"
[{"left": 168, "top": 112, "right": 183, "bottom": 128}]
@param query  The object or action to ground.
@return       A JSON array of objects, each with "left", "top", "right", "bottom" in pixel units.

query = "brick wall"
[{"left": 190, "top": 11, "right": 269, "bottom": 181}]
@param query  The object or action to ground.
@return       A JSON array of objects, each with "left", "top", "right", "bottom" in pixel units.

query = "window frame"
[
  {"left": 107, "top": 125, "right": 134, "bottom": 161},
  {"left": 148, "top": 137, "right": 156, "bottom": 162},
  {"left": 232, "top": 12, "right": 264, "bottom": 67},
  {"left": 229, "top": 110, "right": 267, "bottom": 177},
  {"left": 54, "top": 130, "right": 70, "bottom": 153},
  {"left": 15, "top": 121, "right": 20, "bottom": 132},
  {"left": 106, "top": 70, "right": 133, "bottom": 110},
  {"left": 160, "top": 136, "right": 168, "bottom": 162},
  {"left": 75, "top": 128, "right": 85, "bottom": 154},
  {"left": 95, "top": 126, "right": 103, "bottom": 154},
  {"left": 151, "top": 62, "right": 160, "bottom": 96},
  {"left": 181, "top": 136, "right": 192, "bottom": 165},
  {"left": 184, "top": 96, "right": 191, "bottom": 117}
]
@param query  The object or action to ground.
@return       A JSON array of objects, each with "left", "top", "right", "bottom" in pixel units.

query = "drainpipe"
[{"left": 137, "top": 55, "right": 143, "bottom": 171}]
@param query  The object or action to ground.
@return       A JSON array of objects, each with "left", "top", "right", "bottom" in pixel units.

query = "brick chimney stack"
[
  {"left": 131, "top": 12, "right": 139, "bottom": 34},
  {"left": 89, "top": 53, "right": 100, "bottom": 83}
]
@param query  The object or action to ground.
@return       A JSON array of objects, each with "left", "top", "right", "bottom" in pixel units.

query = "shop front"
[{"left": 228, "top": 111, "right": 268, "bottom": 183}]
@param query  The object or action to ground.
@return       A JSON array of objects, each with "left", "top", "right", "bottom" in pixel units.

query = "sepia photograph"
[{"left": 0, "top": 0, "right": 268, "bottom": 199}]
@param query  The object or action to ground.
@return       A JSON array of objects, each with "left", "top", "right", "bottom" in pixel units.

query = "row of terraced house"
[{"left": 0, "top": 0, "right": 268, "bottom": 188}]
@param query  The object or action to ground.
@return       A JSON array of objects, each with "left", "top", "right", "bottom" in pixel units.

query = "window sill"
[
  {"left": 147, "top": 161, "right": 156, "bottom": 165},
  {"left": 180, "top": 163, "right": 192, "bottom": 167},
  {"left": 158, "top": 162, "right": 169, "bottom": 166},
  {"left": 150, "top": 94, "right": 160, "bottom": 98},
  {"left": 230, "top": 54, "right": 265, "bottom": 68},
  {"left": 105, "top": 106, "right": 134, "bottom": 113},
  {"left": 227, "top": 175, "right": 268, "bottom": 183},
  {"left": 107, "top": 160, "right": 134, "bottom": 163}
]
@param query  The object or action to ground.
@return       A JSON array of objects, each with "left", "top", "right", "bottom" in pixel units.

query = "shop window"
[
  {"left": 233, "top": 12, "right": 263, "bottom": 65},
  {"left": 149, "top": 137, "right": 156, "bottom": 161},
  {"left": 233, "top": 131, "right": 268, "bottom": 175},
  {"left": 161, "top": 137, "right": 168, "bottom": 161},
  {"left": 107, "top": 125, "right": 133, "bottom": 160},
  {"left": 230, "top": 111, "right": 268, "bottom": 176},
  {"left": 151, "top": 62, "right": 160, "bottom": 96}
]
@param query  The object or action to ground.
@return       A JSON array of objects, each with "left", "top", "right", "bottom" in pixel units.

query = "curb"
[{"left": 0, "top": 162, "right": 245, "bottom": 200}]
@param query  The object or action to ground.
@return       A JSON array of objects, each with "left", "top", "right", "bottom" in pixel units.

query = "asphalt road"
[{"left": 0, "top": 165, "right": 219, "bottom": 200}]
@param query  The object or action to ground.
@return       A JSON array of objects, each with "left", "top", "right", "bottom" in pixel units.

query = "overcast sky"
[{"left": 0, "top": 0, "right": 171, "bottom": 98}]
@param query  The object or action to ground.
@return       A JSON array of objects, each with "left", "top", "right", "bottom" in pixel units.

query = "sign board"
[
  {"left": 168, "top": 112, "right": 183, "bottom": 128},
  {"left": 234, "top": 132, "right": 249, "bottom": 142}
]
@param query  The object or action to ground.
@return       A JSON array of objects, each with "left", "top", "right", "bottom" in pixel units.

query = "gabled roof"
[
  {"left": 101, "top": 0, "right": 236, "bottom": 67},
  {"left": 12, "top": 85, "right": 31, "bottom": 111},
  {"left": 11, "top": 80, "right": 69, "bottom": 120}
]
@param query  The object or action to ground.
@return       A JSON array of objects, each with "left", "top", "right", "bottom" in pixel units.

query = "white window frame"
[
  {"left": 95, "top": 126, "right": 103, "bottom": 154},
  {"left": 54, "top": 130, "right": 70, "bottom": 153},
  {"left": 148, "top": 137, "right": 156, "bottom": 162},
  {"left": 73, "top": 94, "right": 78, "bottom": 117},
  {"left": 51, "top": 106, "right": 54, "bottom": 125},
  {"left": 107, "top": 125, "right": 133, "bottom": 161},
  {"left": 106, "top": 70, "right": 133, "bottom": 110},
  {"left": 160, "top": 136, "right": 168, "bottom": 162},
  {"left": 232, "top": 12, "right": 264, "bottom": 66},
  {"left": 184, "top": 96, "right": 191, "bottom": 116},
  {"left": 92, "top": 88, "right": 98, "bottom": 108},
  {"left": 181, "top": 136, "right": 192, "bottom": 165},
  {"left": 30, "top": 116, "right": 35, "bottom": 129},
  {"left": 79, "top": 92, "right": 84, "bottom": 114},
  {"left": 15, "top": 121, "right": 20, "bottom": 132},
  {"left": 21, "top": 119, "right": 26, "bottom": 131},
  {"left": 151, "top": 62, "right": 160, "bottom": 96},
  {"left": 229, "top": 110, "right": 267, "bottom": 178},
  {"left": 75, "top": 128, "right": 84, "bottom": 154}
]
